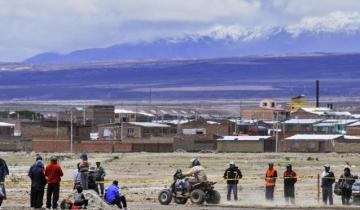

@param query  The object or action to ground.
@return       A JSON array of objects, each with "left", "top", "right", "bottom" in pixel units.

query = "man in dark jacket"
[
  {"left": 283, "top": 164, "right": 297, "bottom": 204},
  {"left": 29, "top": 160, "right": 47, "bottom": 209},
  {"left": 339, "top": 166, "right": 355, "bottom": 205},
  {"left": 0, "top": 158, "right": 9, "bottom": 208},
  {"left": 223, "top": 161, "right": 242, "bottom": 201},
  {"left": 88, "top": 166, "right": 99, "bottom": 194},
  {"left": 28, "top": 154, "right": 42, "bottom": 178},
  {"left": 321, "top": 164, "right": 335, "bottom": 205}
]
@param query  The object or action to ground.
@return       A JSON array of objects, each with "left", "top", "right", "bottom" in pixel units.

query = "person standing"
[
  {"left": 105, "top": 180, "right": 127, "bottom": 210},
  {"left": 78, "top": 153, "right": 89, "bottom": 190},
  {"left": 338, "top": 166, "right": 355, "bottom": 205},
  {"left": 29, "top": 160, "right": 47, "bottom": 209},
  {"left": 28, "top": 154, "right": 42, "bottom": 178},
  {"left": 0, "top": 158, "right": 9, "bottom": 208},
  {"left": 321, "top": 164, "right": 335, "bottom": 205},
  {"left": 265, "top": 163, "right": 277, "bottom": 201},
  {"left": 223, "top": 161, "right": 242, "bottom": 201},
  {"left": 95, "top": 161, "right": 106, "bottom": 197},
  {"left": 45, "top": 156, "right": 63, "bottom": 209},
  {"left": 283, "top": 164, "right": 297, "bottom": 204}
]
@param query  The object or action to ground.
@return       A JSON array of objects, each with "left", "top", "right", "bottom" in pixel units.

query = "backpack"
[
  {"left": 334, "top": 182, "right": 342, "bottom": 196},
  {"left": 60, "top": 199, "right": 73, "bottom": 209}
]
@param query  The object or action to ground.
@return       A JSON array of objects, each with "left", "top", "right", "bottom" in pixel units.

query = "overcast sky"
[{"left": 1, "top": 0, "right": 360, "bottom": 62}]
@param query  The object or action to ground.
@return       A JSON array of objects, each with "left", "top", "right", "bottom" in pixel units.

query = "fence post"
[{"left": 317, "top": 173, "right": 320, "bottom": 203}]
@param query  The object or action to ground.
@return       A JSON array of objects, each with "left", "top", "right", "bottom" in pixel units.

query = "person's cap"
[
  {"left": 50, "top": 156, "right": 57, "bottom": 161},
  {"left": 324, "top": 164, "right": 330, "bottom": 168},
  {"left": 229, "top": 161, "right": 235, "bottom": 165},
  {"left": 344, "top": 165, "right": 351, "bottom": 170}
]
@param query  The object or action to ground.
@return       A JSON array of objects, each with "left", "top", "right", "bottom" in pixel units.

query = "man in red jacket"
[
  {"left": 283, "top": 164, "right": 297, "bottom": 204},
  {"left": 45, "top": 156, "right": 63, "bottom": 209}
]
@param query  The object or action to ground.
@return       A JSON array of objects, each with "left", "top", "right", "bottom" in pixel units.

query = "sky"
[{"left": 1, "top": 0, "right": 360, "bottom": 62}]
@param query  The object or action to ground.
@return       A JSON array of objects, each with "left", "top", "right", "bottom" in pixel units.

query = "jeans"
[
  {"left": 97, "top": 182, "right": 105, "bottom": 196},
  {"left": 110, "top": 195, "right": 127, "bottom": 209},
  {"left": 31, "top": 186, "right": 45, "bottom": 208},
  {"left": 342, "top": 191, "right": 352, "bottom": 205},
  {"left": 46, "top": 183, "right": 60, "bottom": 209},
  {"left": 322, "top": 186, "right": 333, "bottom": 205},
  {"left": 284, "top": 185, "right": 295, "bottom": 204},
  {"left": 227, "top": 184, "right": 238, "bottom": 200},
  {"left": 265, "top": 186, "right": 275, "bottom": 201}
]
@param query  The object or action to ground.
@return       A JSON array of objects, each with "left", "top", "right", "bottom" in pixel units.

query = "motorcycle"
[{"left": 158, "top": 169, "right": 221, "bottom": 205}]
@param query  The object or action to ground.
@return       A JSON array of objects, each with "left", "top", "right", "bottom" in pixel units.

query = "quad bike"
[{"left": 158, "top": 169, "right": 221, "bottom": 205}]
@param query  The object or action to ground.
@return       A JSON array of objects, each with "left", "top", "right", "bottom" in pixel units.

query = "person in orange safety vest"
[{"left": 265, "top": 163, "right": 278, "bottom": 201}]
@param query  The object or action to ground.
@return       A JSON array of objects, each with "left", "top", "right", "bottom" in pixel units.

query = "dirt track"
[{"left": 1, "top": 152, "right": 360, "bottom": 209}]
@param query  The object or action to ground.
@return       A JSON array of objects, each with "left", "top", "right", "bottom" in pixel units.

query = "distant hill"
[
  {"left": 1, "top": 54, "right": 360, "bottom": 100},
  {"left": 24, "top": 29, "right": 360, "bottom": 64}
]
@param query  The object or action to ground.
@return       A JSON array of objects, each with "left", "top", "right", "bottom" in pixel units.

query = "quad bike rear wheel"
[
  {"left": 158, "top": 189, "right": 172, "bottom": 205},
  {"left": 190, "top": 189, "right": 205, "bottom": 205},
  {"left": 205, "top": 190, "right": 221, "bottom": 204},
  {"left": 174, "top": 197, "right": 188, "bottom": 204}
]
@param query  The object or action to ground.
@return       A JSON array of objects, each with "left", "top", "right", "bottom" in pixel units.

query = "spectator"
[
  {"left": 28, "top": 154, "right": 42, "bottom": 178},
  {"left": 105, "top": 180, "right": 127, "bottom": 210},
  {"left": 283, "top": 164, "right": 297, "bottom": 204},
  {"left": 95, "top": 161, "right": 106, "bottom": 197},
  {"left": 88, "top": 166, "right": 99, "bottom": 194},
  {"left": 45, "top": 156, "right": 63, "bottom": 209},
  {"left": 223, "top": 161, "right": 242, "bottom": 201},
  {"left": 265, "top": 163, "right": 277, "bottom": 201},
  {"left": 321, "top": 164, "right": 335, "bottom": 205},
  {"left": 0, "top": 158, "right": 9, "bottom": 208},
  {"left": 73, "top": 186, "right": 88, "bottom": 208},
  {"left": 338, "top": 166, "right": 355, "bottom": 205},
  {"left": 78, "top": 153, "right": 89, "bottom": 190},
  {"left": 29, "top": 160, "right": 47, "bottom": 209}
]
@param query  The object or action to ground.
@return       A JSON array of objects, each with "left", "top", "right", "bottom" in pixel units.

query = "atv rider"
[{"left": 182, "top": 158, "right": 207, "bottom": 191}]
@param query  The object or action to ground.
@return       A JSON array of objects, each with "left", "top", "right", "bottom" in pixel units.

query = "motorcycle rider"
[{"left": 182, "top": 158, "right": 207, "bottom": 191}]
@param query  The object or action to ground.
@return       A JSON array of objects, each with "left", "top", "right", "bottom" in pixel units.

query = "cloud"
[
  {"left": 1, "top": 0, "right": 360, "bottom": 62},
  {"left": 287, "top": 11, "right": 360, "bottom": 36}
]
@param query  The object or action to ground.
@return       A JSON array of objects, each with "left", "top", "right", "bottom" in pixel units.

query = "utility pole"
[
  {"left": 70, "top": 111, "right": 73, "bottom": 153},
  {"left": 275, "top": 111, "right": 279, "bottom": 153}
]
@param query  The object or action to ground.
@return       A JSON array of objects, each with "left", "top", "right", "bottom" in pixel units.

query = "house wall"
[
  {"left": 179, "top": 120, "right": 234, "bottom": 136},
  {"left": 335, "top": 140, "right": 360, "bottom": 153},
  {"left": 0, "top": 136, "right": 32, "bottom": 151},
  {"left": 281, "top": 140, "right": 334, "bottom": 152},
  {"left": 173, "top": 136, "right": 216, "bottom": 152},
  {"left": 291, "top": 110, "right": 323, "bottom": 119},
  {"left": 217, "top": 141, "right": 265, "bottom": 153},
  {"left": 347, "top": 126, "right": 360, "bottom": 135}
]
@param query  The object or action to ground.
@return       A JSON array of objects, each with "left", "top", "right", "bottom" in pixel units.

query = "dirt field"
[{"left": 1, "top": 152, "right": 360, "bottom": 209}]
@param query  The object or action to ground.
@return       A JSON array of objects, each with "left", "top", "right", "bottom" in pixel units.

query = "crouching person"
[
  {"left": 105, "top": 180, "right": 127, "bottom": 210},
  {"left": 74, "top": 186, "right": 88, "bottom": 208}
]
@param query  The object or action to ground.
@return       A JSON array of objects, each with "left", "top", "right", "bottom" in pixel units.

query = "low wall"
[{"left": 217, "top": 141, "right": 264, "bottom": 153}]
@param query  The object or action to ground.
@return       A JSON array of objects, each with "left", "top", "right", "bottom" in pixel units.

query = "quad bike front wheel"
[
  {"left": 174, "top": 197, "right": 188, "bottom": 204},
  {"left": 205, "top": 190, "right": 221, "bottom": 204},
  {"left": 190, "top": 189, "right": 205, "bottom": 205},
  {"left": 158, "top": 189, "right": 172, "bottom": 205}
]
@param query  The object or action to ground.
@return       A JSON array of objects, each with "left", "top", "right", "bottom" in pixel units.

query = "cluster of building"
[{"left": 0, "top": 96, "right": 360, "bottom": 153}]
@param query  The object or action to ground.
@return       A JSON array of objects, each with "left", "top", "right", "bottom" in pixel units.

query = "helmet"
[{"left": 190, "top": 158, "right": 201, "bottom": 167}]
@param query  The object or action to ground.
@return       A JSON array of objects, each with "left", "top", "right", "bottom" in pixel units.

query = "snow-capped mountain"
[{"left": 24, "top": 11, "right": 360, "bottom": 64}]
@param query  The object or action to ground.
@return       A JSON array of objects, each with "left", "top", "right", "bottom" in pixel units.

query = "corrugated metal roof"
[
  {"left": 347, "top": 121, "right": 360, "bottom": 127},
  {"left": 285, "top": 134, "right": 342, "bottom": 140},
  {"left": 218, "top": 135, "right": 272, "bottom": 141},
  {"left": 344, "top": 135, "right": 360, "bottom": 140},
  {"left": 284, "top": 119, "right": 321, "bottom": 124},
  {"left": 0, "top": 122, "right": 15, "bottom": 127},
  {"left": 128, "top": 122, "right": 170, "bottom": 128}
]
